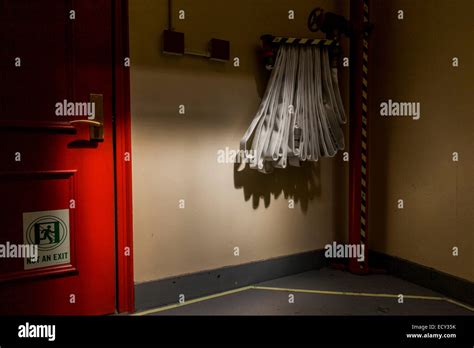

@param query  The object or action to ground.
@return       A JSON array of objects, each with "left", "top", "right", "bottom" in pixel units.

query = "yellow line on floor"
[
  {"left": 445, "top": 298, "right": 474, "bottom": 312},
  {"left": 133, "top": 286, "right": 253, "bottom": 316},
  {"left": 252, "top": 285, "right": 444, "bottom": 301},
  {"left": 252, "top": 286, "right": 474, "bottom": 312},
  {"left": 134, "top": 284, "right": 473, "bottom": 315}
]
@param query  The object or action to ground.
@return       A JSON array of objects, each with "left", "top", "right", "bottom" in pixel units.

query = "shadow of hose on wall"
[{"left": 233, "top": 161, "right": 321, "bottom": 212}]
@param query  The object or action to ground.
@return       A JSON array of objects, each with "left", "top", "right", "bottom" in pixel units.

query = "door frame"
[{"left": 113, "top": 0, "right": 134, "bottom": 314}]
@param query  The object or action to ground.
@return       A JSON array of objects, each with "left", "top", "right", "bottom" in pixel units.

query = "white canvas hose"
[{"left": 240, "top": 45, "right": 346, "bottom": 173}]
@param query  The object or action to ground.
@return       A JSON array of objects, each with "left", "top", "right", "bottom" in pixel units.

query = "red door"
[{"left": 0, "top": 0, "right": 116, "bottom": 315}]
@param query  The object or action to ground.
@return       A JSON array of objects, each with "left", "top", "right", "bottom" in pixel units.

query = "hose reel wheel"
[{"left": 308, "top": 7, "right": 324, "bottom": 32}]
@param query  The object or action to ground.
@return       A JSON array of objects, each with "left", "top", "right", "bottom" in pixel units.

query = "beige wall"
[
  {"left": 129, "top": 0, "right": 350, "bottom": 283},
  {"left": 369, "top": 0, "right": 474, "bottom": 281}
]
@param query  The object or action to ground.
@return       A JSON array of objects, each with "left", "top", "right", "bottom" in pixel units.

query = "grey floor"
[{"left": 147, "top": 268, "right": 473, "bottom": 316}]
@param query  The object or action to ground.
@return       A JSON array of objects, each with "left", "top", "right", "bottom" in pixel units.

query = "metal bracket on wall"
[
  {"left": 260, "top": 34, "right": 340, "bottom": 71},
  {"left": 163, "top": 30, "right": 230, "bottom": 61},
  {"left": 162, "top": 0, "right": 230, "bottom": 61}
]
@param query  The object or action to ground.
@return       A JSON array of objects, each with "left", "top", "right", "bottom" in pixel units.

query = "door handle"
[
  {"left": 69, "top": 94, "right": 104, "bottom": 141},
  {"left": 70, "top": 119, "right": 104, "bottom": 142},
  {"left": 70, "top": 120, "right": 102, "bottom": 126}
]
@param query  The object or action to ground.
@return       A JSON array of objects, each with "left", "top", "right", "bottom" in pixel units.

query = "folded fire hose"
[{"left": 240, "top": 45, "right": 346, "bottom": 173}]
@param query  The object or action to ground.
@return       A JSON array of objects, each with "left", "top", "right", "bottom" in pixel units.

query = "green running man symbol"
[{"left": 42, "top": 225, "right": 54, "bottom": 244}]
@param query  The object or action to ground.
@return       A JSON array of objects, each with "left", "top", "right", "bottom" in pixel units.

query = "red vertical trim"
[
  {"left": 349, "top": 0, "right": 369, "bottom": 274},
  {"left": 114, "top": 0, "right": 134, "bottom": 313}
]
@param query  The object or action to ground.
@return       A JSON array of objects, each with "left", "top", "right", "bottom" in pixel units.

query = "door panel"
[{"left": 0, "top": 0, "right": 115, "bottom": 315}]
